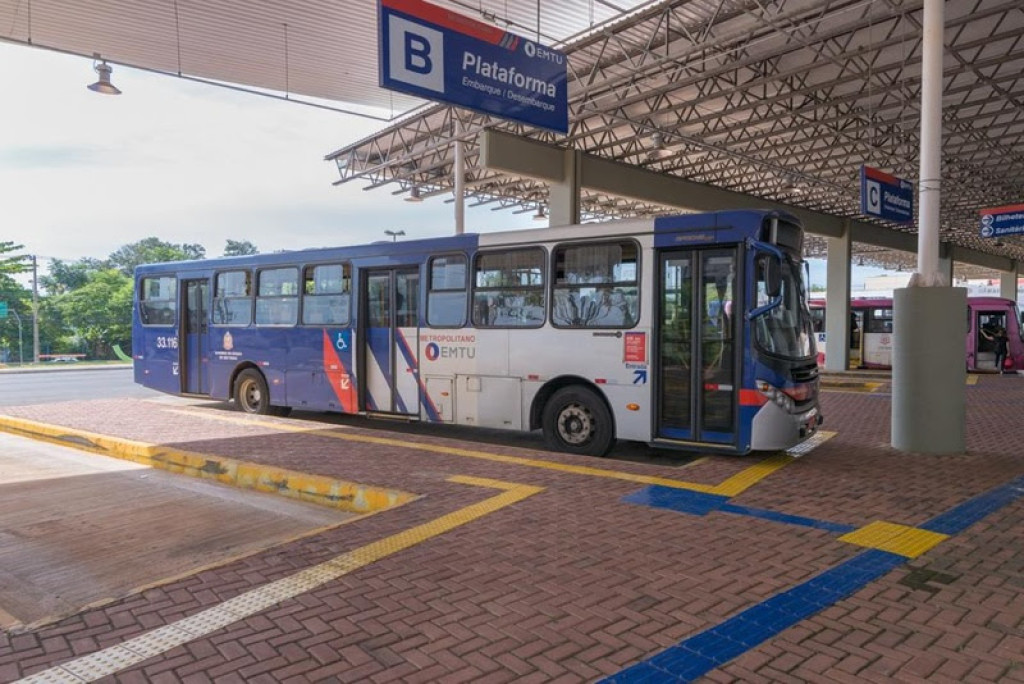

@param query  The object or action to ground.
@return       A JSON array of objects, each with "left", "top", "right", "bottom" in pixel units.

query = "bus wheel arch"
[
  {"left": 534, "top": 377, "right": 616, "bottom": 457},
  {"left": 231, "top": 365, "right": 291, "bottom": 416}
]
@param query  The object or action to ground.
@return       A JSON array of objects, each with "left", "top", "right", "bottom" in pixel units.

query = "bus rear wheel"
[
  {"left": 234, "top": 369, "right": 290, "bottom": 416},
  {"left": 542, "top": 386, "right": 614, "bottom": 457}
]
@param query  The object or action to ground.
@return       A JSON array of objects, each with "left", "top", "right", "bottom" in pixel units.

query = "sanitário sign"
[
  {"left": 378, "top": 0, "right": 568, "bottom": 133},
  {"left": 980, "top": 203, "right": 1024, "bottom": 238}
]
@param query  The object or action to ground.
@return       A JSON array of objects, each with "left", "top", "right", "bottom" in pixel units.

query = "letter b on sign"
[{"left": 387, "top": 16, "right": 444, "bottom": 94}]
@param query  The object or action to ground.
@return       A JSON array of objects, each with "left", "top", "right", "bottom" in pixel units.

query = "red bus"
[{"left": 810, "top": 296, "right": 1023, "bottom": 372}]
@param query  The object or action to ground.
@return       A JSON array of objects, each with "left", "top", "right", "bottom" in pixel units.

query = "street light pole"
[
  {"left": 384, "top": 230, "right": 405, "bottom": 242},
  {"left": 30, "top": 254, "right": 39, "bottom": 364}
]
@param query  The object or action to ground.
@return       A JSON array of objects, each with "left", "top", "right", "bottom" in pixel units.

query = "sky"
[{"left": 0, "top": 41, "right": 896, "bottom": 289}]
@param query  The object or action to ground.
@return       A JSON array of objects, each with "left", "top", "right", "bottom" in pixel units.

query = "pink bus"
[{"left": 810, "top": 296, "right": 1023, "bottom": 373}]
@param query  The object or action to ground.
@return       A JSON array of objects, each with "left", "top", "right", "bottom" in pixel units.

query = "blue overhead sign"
[
  {"left": 378, "top": 0, "right": 568, "bottom": 133},
  {"left": 860, "top": 165, "right": 914, "bottom": 224},
  {"left": 980, "top": 203, "right": 1024, "bottom": 238}
]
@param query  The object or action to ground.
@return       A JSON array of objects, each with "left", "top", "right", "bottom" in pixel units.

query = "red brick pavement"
[{"left": 1, "top": 374, "right": 1022, "bottom": 683}]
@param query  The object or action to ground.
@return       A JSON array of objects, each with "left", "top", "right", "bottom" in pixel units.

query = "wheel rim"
[
  {"left": 240, "top": 379, "right": 261, "bottom": 412},
  {"left": 557, "top": 402, "right": 594, "bottom": 446}
]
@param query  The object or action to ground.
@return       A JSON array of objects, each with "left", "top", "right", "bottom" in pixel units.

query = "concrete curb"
[
  {"left": 0, "top": 414, "right": 419, "bottom": 514},
  {"left": 0, "top": 364, "right": 132, "bottom": 375}
]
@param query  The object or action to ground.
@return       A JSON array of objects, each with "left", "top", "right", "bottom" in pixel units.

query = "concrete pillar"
[
  {"left": 1000, "top": 267, "right": 1018, "bottom": 301},
  {"left": 937, "top": 245, "right": 953, "bottom": 287},
  {"left": 892, "top": 0, "right": 965, "bottom": 454},
  {"left": 548, "top": 148, "right": 581, "bottom": 226},
  {"left": 892, "top": 287, "right": 967, "bottom": 453},
  {"left": 824, "top": 229, "right": 851, "bottom": 371}
]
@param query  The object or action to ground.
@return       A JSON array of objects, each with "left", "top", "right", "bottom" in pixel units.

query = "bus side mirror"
[{"left": 765, "top": 257, "right": 782, "bottom": 298}]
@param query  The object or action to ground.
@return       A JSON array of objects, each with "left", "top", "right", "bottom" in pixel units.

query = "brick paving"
[{"left": 0, "top": 374, "right": 1022, "bottom": 682}]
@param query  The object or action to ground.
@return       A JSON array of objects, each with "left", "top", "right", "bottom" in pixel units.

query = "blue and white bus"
[{"left": 133, "top": 209, "right": 822, "bottom": 457}]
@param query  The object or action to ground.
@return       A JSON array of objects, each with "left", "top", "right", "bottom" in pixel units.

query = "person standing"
[{"left": 983, "top": 325, "right": 1010, "bottom": 374}]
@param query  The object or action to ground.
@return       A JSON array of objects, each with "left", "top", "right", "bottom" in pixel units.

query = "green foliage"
[
  {"left": 0, "top": 241, "right": 27, "bottom": 275},
  {"left": 107, "top": 237, "right": 206, "bottom": 276},
  {"left": 223, "top": 239, "right": 259, "bottom": 257},
  {"left": 40, "top": 258, "right": 106, "bottom": 295},
  {"left": 50, "top": 269, "right": 132, "bottom": 359}
]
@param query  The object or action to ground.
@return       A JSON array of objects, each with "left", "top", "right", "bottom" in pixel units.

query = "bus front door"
[
  {"left": 656, "top": 248, "right": 738, "bottom": 446},
  {"left": 361, "top": 268, "right": 421, "bottom": 415},
  {"left": 181, "top": 279, "right": 209, "bottom": 395}
]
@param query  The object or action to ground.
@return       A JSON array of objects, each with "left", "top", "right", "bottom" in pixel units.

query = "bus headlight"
[{"left": 757, "top": 380, "right": 795, "bottom": 412}]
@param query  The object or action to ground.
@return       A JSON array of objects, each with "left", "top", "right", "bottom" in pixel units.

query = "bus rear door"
[
  {"left": 360, "top": 267, "right": 421, "bottom": 415},
  {"left": 655, "top": 248, "right": 738, "bottom": 447},
  {"left": 181, "top": 278, "right": 209, "bottom": 395}
]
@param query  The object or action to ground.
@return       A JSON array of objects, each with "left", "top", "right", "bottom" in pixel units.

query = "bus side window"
[
  {"left": 302, "top": 263, "right": 350, "bottom": 326},
  {"left": 140, "top": 276, "right": 177, "bottom": 326}
]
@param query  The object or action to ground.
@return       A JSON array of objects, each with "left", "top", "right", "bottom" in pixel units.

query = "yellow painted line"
[
  {"left": 710, "top": 452, "right": 794, "bottom": 497},
  {"left": 16, "top": 476, "right": 544, "bottom": 684},
  {"left": 167, "top": 409, "right": 834, "bottom": 497},
  {"left": 838, "top": 520, "right": 949, "bottom": 558},
  {"left": 0, "top": 415, "right": 416, "bottom": 514}
]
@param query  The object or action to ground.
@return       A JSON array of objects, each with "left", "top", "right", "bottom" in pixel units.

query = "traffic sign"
[
  {"left": 0, "top": 301, "right": 7, "bottom": 319},
  {"left": 980, "top": 203, "right": 1024, "bottom": 238},
  {"left": 379, "top": 0, "right": 568, "bottom": 133}
]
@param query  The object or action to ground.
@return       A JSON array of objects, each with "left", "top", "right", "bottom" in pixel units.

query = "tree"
[
  {"left": 0, "top": 241, "right": 27, "bottom": 275},
  {"left": 40, "top": 258, "right": 106, "bottom": 295},
  {"left": 51, "top": 269, "right": 132, "bottom": 359},
  {"left": 107, "top": 238, "right": 205, "bottom": 276},
  {"left": 223, "top": 239, "right": 259, "bottom": 257}
]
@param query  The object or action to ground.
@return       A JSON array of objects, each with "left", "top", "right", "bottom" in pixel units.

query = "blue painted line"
[
  {"left": 609, "top": 476, "right": 1024, "bottom": 683},
  {"left": 719, "top": 503, "right": 857, "bottom": 534},
  {"left": 921, "top": 475, "right": 1024, "bottom": 535},
  {"left": 602, "top": 550, "right": 905, "bottom": 683},
  {"left": 622, "top": 487, "right": 729, "bottom": 516},
  {"left": 623, "top": 486, "right": 854, "bottom": 533}
]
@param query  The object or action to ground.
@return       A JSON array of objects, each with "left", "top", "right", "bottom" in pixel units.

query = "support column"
[
  {"left": 824, "top": 228, "right": 851, "bottom": 371},
  {"left": 548, "top": 148, "right": 581, "bottom": 226},
  {"left": 937, "top": 244, "right": 954, "bottom": 287},
  {"left": 1000, "top": 266, "right": 1018, "bottom": 301},
  {"left": 892, "top": 0, "right": 966, "bottom": 454}
]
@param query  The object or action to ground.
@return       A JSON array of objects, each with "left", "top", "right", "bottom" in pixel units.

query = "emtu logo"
[{"left": 388, "top": 15, "right": 445, "bottom": 93}]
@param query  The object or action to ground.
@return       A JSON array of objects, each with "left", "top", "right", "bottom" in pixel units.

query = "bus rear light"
[{"left": 626, "top": 403, "right": 640, "bottom": 411}]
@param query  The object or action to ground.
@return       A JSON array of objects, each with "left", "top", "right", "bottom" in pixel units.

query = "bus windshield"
[{"left": 753, "top": 254, "right": 815, "bottom": 359}]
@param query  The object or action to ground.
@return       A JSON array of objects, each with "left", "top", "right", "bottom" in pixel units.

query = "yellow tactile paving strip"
[
  {"left": 0, "top": 415, "right": 416, "bottom": 514},
  {"left": 15, "top": 477, "right": 545, "bottom": 684},
  {"left": 839, "top": 520, "right": 950, "bottom": 558}
]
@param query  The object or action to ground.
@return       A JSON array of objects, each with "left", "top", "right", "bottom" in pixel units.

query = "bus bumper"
[{"left": 751, "top": 403, "right": 823, "bottom": 451}]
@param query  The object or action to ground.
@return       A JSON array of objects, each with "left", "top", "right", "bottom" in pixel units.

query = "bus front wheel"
[
  {"left": 542, "top": 386, "right": 614, "bottom": 457},
  {"left": 234, "top": 369, "right": 290, "bottom": 416}
]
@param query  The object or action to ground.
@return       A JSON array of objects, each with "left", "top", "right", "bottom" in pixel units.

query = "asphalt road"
[{"left": 0, "top": 366, "right": 162, "bottom": 406}]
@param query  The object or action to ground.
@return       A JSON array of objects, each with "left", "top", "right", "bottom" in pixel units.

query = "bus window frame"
[
  {"left": 471, "top": 246, "right": 547, "bottom": 329},
  {"left": 549, "top": 238, "right": 641, "bottom": 330},
  {"left": 254, "top": 266, "right": 300, "bottom": 327},
  {"left": 300, "top": 260, "right": 352, "bottom": 327},
  {"left": 212, "top": 269, "right": 254, "bottom": 327},
  {"left": 138, "top": 274, "right": 178, "bottom": 327},
  {"left": 426, "top": 252, "right": 469, "bottom": 329}
]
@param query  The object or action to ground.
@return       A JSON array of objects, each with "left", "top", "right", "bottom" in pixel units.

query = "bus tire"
[
  {"left": 234, "top": 369, "right": 273, "bottom": 415},
  {"left": 542, "top": 386, "right": 615, "bottom": 457}
]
